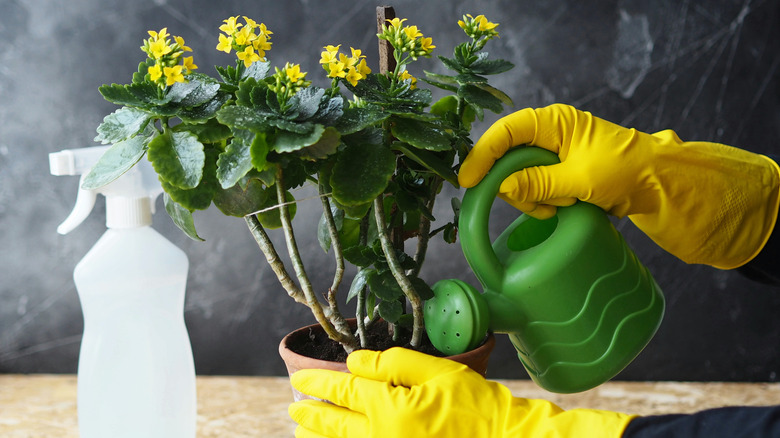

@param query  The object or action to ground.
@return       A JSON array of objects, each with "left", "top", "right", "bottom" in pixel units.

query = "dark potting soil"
[{"left": 288, "top": 320, "right": 446, "bottom": 362}]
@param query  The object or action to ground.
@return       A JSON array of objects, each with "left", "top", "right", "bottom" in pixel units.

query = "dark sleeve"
[
  {"left": 735, "top": 154, "right": 780, "bottom": 287},
  {"left": 623, "top": 406, "right": 780, "bottom": 438}
]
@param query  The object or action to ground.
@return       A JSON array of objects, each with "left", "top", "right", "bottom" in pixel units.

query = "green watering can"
[{"left": 425, "top": 147, "right": 665, "bottom": 393}]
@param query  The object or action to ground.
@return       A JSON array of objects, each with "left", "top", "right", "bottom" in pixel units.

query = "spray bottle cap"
[{"left": 49, "top": 146, "right": 163, "bottom": 234}]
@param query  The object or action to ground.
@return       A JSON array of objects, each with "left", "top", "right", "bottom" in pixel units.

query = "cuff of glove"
[{"left": 736, "top": 155, "right": 780, "bottom": 285}]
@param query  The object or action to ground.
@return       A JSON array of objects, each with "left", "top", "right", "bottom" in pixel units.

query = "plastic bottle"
[{"left": 50, "top": 146, "right": 196, "bottom": 438}]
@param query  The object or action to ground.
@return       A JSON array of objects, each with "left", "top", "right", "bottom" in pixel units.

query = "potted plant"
[{"left": 83, "top": 9, "right": 513, "bottom": 379}]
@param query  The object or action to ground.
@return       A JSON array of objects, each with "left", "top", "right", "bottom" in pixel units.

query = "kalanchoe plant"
[{"left": 84, "top": 13, "right": 513, "bottom": 355}]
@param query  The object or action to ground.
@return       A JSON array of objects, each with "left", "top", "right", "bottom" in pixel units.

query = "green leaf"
[
  {"left": 455, "top": 72, "right": 488, "bottom": 84},
  {"left": 174, "top": 118, "right": 232, "bottom": 144},
  {"left": 81, "top": 134, "right": 151, "bottom": 190},
  {"left": 297, "top": 127, "right": 340, "bottom": 160},
  {"left": 178, "top": 92, "right": 231, "bottom": 123},
  {"left": 98, "top": 83, "right": 148, "bottom": 108},
  {"left": 312, "top": 95, "right": 344, "bottom": 125},
  {"left": 217, "top": 129, "right": 255, "bottom": 189},
  {"left": 430, "top": 95, "right": 458, "bottom": 116},
  {"left": 392, "top": 143, "right": 458, "bottom": 187},
  {"left": 368, "top": 271, "right": 404, "bottom": 301},
  {"left": 251, "top": 131, "right": 270, "bottom": 171},
  {"left": 267, "top": 117, "right": 315, "bottom": 134},
  {"left": 317, "top": 203, "right": 342, "bottom": 252},
  {"left": 469, "top": 57, "right": 515, "bottom": 76},
  {"left": 128, "top": 82, "right": 171, "bottom": 106},
  {"left": 216, "top": 105, "right": 273, "bottom": 132},
  {"left": 147, "top": 129, "right": 205, "bottom": 189},
  {"left": 160, "top": 146, "right": 218, "bottom": 211},
  {"left": 391, "top": 118, "right": 452, "bottom": 152},
  {"left": 423, "top": 71, "right": 459, "bottom": 86},
  {"left": 167, "top": 73, "right": 220, "bottom": 107},
  {"left": 94, "top": 107, "right": 152, "bottom": 144},
  {"left": 290, "top": 87, "right": 325, "bottom": 120},
  {"left": 331, "top": 141, "right": 395, "bottom": 206},
  {"left": 133, "top": 59, "right": 155, "bottom": 84},
  {"left": 473, "top": 83, "right": 514, "bottom": 106},
  {"left": 422, "top": 71, "right": 459, "bottom": 92},
  {"left": 241, "top": 60, "right": 271, "bottom": 81},
  {"left": 256, "top": 188, "right": 296, "bottom": 229},
  {"left": 458, "top": 84, "right": 504, "bottom": 114},
  {"left": 213, "top": 177, "right": 269, "bottom": 217},
  {"left": 164, "top": 194, "right": 204, "bottom": 241},
  {"left": 438, "top": 55, "right": 462, "bottom": 72},
  {"left": 335, "top": 106, "right": 390, "bottom": 135},
  {"left": 343, "top": 245, "right": 378, "bottom": 267},
  {"left": 410, "top": 276, "right": 435, "bottom": 301},
  {"left": 273, "top": 124, "right": 325, "bottom": 153},
  {"left": 347, "top": 268, "right": 374, "bottom": 303},
  {"left": 378, "top": 300, "right": 403, "bottom": 323}
]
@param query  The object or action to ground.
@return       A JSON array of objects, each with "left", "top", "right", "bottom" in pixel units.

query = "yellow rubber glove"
[
  {"left": 459, "top": 103, "right": 780, "bottom": 269},
  {"left": 289, "top": 347, "right": 635, "bottom": 438}
]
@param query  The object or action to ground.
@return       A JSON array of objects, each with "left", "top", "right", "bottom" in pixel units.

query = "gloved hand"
[
  {"left": 288, "top": 347, "right": 635, "bottom": 438},
  {"left": 459, "top": 103, "right": 780, "bottom": 269}
]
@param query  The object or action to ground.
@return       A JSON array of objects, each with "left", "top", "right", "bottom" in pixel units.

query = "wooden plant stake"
[{"left": 376, "top": 6, "right": 397, "bottom": 74}]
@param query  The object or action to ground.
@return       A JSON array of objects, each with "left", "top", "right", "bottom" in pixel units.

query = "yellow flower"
[
  {"left": 149, "top": 37, "right": 172, "bottom": 59},
  {"left": 355, "top": 58, "right": 371, "bottom": 77},
  {"left": 345, "top": 68, "right": 362, "bottom": 87},
  {"left": 219, "top": 16, "right": 242, "bottom": 35},
  {"left": 148, "top": 27, "right": 170, "bottom": 41},
  {"left": 243, "top": 16, "right": 257, "bottom": 29},
  {"left": 285, "top": 63, "right": 306, "bottom": 83},
  {"left": 236, "top": 46, "right": 260, "bottom": 67},
  {"left": 257, "top": 23, "right": 273, "bottom": 36},
  {"left": 234, "top": 25, "right": 254, "bottom": 46},
  {"left": 175, "top": 36, "right": 192, "bottom": 52},
  {"left": 475, "top": 14, "right": 498, "bottom": 31},
  {"left": 386, "top": 17, "right": 407, "bottom": 29},
  {"left": 148, "top": 63, "right": 163, "bottom": 81},
  {"left": 338, "top": 52, "right": 351, "bottom": 67},
  {"left": 420, "top": 36, "right": 435, "bottom": 53},
  {"left": 399, "top": 70, "right": 417, "bottom": 89},
  {"left": 252, "top": 34, "right": 272, "bottom": 58},
  {"left": 217, "top": 34, "right": 233, "bottom": 53},
  {"left": 404, "top": 25, "right": 422, "bottom": 40},
  {"left": 349, "top": 47, "right": 364, "bottom": 60},
  {"left": 320, "top": 44, "right": 341, "bottom": 64},
  {"left": 182, "top": 56, "right": 198, "bottom": 72},
  {"left": 164, "top": 65, "right": 185, "bottom": 86},
  {"left": 326, "top": 61, "right": 347, "bottom": 78}
]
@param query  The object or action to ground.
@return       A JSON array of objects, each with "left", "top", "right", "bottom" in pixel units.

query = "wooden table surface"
[{"left": 2, "top": 374, "right": 779, "bottom": 437}]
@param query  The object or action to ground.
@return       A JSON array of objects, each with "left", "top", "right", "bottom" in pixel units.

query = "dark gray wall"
[{"left": 2, "top": 0, "right": 779, "bottom": 381}]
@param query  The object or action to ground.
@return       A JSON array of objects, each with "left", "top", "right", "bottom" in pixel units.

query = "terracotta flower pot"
[{"left": 279, "top": 320, "right": 496, "bottom": 402}]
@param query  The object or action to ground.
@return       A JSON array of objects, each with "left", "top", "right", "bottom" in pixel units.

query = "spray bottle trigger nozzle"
[{"left": 57, "top": 174, "right": 97, "bottom": 235}]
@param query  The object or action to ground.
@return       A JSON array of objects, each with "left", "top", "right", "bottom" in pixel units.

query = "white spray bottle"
[{"left": 50, "top": 146, "right": 196, "bottom": 438}]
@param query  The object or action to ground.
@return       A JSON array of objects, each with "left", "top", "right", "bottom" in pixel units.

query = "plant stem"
[
  {"left": 319, "top": 182, "right": 348, "bottom": 331},
  {"left": 355, "top": 215, "right": 371, "bottom": 348},
  {"left": 276, "top": 177, "right": 357, "bottom": 352},
  {"left": 373, "top": 197, "right": 424, "bottom": 347},
  {"left": 412, "top": 177, "right": 443, "bottom": 276},
  {"left": 244, "top": 215, "right": 308, "bottom": 306}
]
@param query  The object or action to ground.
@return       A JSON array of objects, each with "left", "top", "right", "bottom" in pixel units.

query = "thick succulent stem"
[
  {"left": 275, "top": 177, "right": 358, "bottom": 352},
  {"left": 373, "top": 197, "right": 424, "bottom": 347}
]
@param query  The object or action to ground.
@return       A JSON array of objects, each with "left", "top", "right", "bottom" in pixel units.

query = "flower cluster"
[
  {"left": 216, "top": 16, "right": 273, "bottom": 67},
  {"left": 319, "top": 45, "right": 372, "bottom": 87},
  {"left": 269, "top": 62, "right": 311, "bottom": 106},
  {"left": 377, "top": 18, "right": 435, "bottom": 61},
  {"left": 141, "top": 28, "right": 197, "bottom": 89},
  {"left": 457, "top": 14, "right": 499, "bottom": 41}
]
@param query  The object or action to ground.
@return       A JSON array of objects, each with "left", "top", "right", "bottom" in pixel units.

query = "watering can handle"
[{"left": 459, "top": 146, "right": 561, "bottom": 292}]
